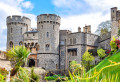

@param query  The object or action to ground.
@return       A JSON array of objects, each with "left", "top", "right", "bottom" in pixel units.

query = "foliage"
[
  {"left": 11, "top": 67, "right": 40, "bottom": 82},
  {"left": 95, "top": 20, "right": 112, "bottom": 35},
  {"left": 82, "top": 51, "right": 94, "bottom": 71},
  {"left": 0, "top": 73, "right": 5, "bottom": 82},
  {"left": 66, "top": 51, "right": 120, "bottom": 82},
  {"left": 45, "top": 74, "right": 64, "bottom": 81},
  {"left": 110, "top": 37, "right": 117, "bottom": 50},
  {"left": 118, "top": 28, "right": 120, "bottom": 36},
  {"left": 70, "top": 60, "right": 85, "bottom": 75},
  {"left": 11, "top": 67, "right": 30, "bottom": 82},
  {"left": 30, "top": 67, "right": 40, "bottom": 82},
  {"left": 97, "top": 48, "right": 106, "bottom": 60},
  {"left": 6, "top": 46, "right": 30, "bottom": 77},
  {"left": 0, "top": 67, "right": 9, "bottom": 78},
  {"left": 100, "top": 28, "right": 108, "bottom": 36}
]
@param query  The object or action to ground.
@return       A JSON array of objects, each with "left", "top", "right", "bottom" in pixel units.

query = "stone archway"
[{"left": 28, "top": 59, "right": 35, "bottom": 67}]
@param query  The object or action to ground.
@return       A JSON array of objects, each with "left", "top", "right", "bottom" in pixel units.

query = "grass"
[
  {"left": 66, "top": 51, "right": 120, "bottom": 82},
  {"left": 87, "top": 52, "right": 120, "bottom": 76}
]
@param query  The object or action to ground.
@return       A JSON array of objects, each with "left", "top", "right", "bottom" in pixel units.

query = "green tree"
[
  {"left": 97, "top": 48, "right": 106, "bottom": 60},
  {"left": 6, "top": 46, "right": 30, "bottom": 76},
  {"left": 95, "top": 20, "right": 112, "bottom": 36},
  {"left": 82, "top": 51, "right": 94, "bottom": 71}
]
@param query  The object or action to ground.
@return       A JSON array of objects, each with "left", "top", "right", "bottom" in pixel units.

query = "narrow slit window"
[
  {"left": 11, "top": 27, "right": 12, "bottom": 33},
  {"left": 47, "top": 32, "right": 49, "bottom": 37}
]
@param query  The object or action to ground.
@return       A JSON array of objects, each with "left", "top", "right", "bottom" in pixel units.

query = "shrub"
[
  {"left": 82, "top": 51, "right": 94, "bottom": 71},
  {"left": 0, "top": 67, "right": 8, "bottom": 81},
  {"left": 45, "top": 74, "right": 64, "bottom": 81},
  {"left": 97, "top": 48, "right": 106, "bottom": 60}
]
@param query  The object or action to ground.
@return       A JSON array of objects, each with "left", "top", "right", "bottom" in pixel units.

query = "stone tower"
[
  {"left": 7, "top": 15, "right": 31, "bottom": 50},
  {"left": 111, "top": 7, "right": 120, "bottom": 39},
  {"left": 37, "top": 14, "right": 61, "bottom": 70}
]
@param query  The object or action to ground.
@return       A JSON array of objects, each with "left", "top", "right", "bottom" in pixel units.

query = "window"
[
  {"left": 11, "top": 27, "right": 12, "bottom": 33},
  {"left": 60, "top": 41, "right": 64, "bottom": 45},
  {"left": 27, "top": 34, "right": 29, "bottom": 37},
  {"left": 47, "top": 32, "right": 49, "bottom": 37},
  {"left": 21, "top": 28, "right": 22, "bottom": 34},
  {"left": 33, "top": 33, "right": 35, "bottom": 36},
  {"left": 73, "top": 38, "right": 76, "bottom": 44},
  {"left": 53, "top": 25, "right": 54, "bottom": 30},
  {"left": 61, "top": 51, "right": 64, "bottom": 56},
  {"left": 113, "top": 10, "right": 114, "bottom": 13},
  {"left": 70, "top": 39, "right": 72, "bottom": 44},
  {"left": 9, "top": 41, "right": 13, "bottom": 48},
  {"left": 46, "top": 44, "right": 50, "bottom": 50},
  {"left": 41, "top": 25, "right": 43, "bottom": 29},
  {"left": 19, "top": 41, "right": 23, "bottom": 46},
  {"left": 44, "top": 16, "right": 46, "bottom": 19}
]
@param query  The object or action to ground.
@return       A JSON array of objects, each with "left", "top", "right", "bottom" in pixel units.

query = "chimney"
[
  {"left": 78, "top": 27, "right": 81, "bottom": 32},
  {"left": 83, "top": 25, "right": 91, "bottom": 33},
  {"left": 87, "top": 25, "right": 91, "bottom": 33}
]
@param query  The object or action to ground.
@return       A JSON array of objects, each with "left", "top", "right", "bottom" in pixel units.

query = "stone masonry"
[{"left": 6, "top": 7, "right": 119, "bottom": 70}]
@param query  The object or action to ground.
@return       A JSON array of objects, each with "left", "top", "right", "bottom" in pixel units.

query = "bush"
[
  {"left": 45, "top": 74, "right": 64, "bottom": 81},
  {"left": 97, "top": 48, "right": 106, "bottom": 60},
  {"left": 0, "top": 67, "right": 8, "bottom": 80},
  {"left": 82, "top": 51, "right": 94, "bottom": 71}
]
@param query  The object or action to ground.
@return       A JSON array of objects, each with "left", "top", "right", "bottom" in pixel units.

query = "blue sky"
[{"left": 0, "top": 0, "right": 120, "bottom": 51}]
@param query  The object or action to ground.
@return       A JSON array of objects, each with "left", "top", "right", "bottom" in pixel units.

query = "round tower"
[
  {"left": 37, "top": 14, "right": 61, "bottom": 69},
  {"left": 7, "top": 15, "right": 31, "bottom": 50}
]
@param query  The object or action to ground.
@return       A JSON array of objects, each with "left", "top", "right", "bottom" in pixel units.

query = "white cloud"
[
  {"left": 23, "top": 13, "right": 37, "bottom": 28},
  {"left": 53, "top": 0, "right": 120, "bottom": 33},
  {"left": 61, "top": 12, "right": 110, "bottom": 33},
  {"left": 84, "top": 0, "right": 120, "bottom": 10},
  {"left": 0, "top": 0, "right": 36, "bottom": 51},
  {"left": 21, "top": 1, "right": 34, "bottom": 9}
]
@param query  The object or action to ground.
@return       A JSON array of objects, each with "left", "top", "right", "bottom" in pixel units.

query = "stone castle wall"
[{"left": 37, "top": 54, "right": 59, "bottom": 70}]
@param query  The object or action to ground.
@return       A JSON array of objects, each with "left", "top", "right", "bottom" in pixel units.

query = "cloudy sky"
[{"left": 0, "top": 0, "right": 120, "bottom": 51}]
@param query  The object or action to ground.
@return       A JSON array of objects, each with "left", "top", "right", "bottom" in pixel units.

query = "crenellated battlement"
[
  {"left": 7, "top": 15, "right": 31, "bottom": 26},
  {"left": 37, "top": 14, "right": 61, "bottom": 26}
]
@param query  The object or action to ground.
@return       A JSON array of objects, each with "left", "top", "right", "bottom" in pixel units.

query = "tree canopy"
[{"left": 95, "top": 20, "right": 112, "bottom": 36}]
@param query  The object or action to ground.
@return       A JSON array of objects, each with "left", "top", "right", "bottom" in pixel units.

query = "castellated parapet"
[
  {"left": 37, "top": 14, "right": 61, "bottom": 70},
  {"left": 7, "top": 15, "right": 31, "bottom": 50}
]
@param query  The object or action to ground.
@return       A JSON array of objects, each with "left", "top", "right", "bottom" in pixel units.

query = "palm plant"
[{"left": 6, "top": 46, "right": 30, "bottom": 76}]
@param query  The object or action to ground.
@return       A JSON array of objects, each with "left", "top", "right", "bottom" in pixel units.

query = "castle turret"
[
  {"left": 111, "top": 7, "right": 117, "bottom": 21},
  {"left": 111, "top": 7, "right": 119, "bottom": 39},
  {"left": 37, "top": 14, "right": 61, "bottom": 69},
  {"left": 7, "top": 15, "right": 31, "bottom": 50}
]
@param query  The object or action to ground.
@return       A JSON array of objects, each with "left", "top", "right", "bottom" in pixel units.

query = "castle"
[{"left": 6, "top": 7, "right": 119, "bottom": 70}]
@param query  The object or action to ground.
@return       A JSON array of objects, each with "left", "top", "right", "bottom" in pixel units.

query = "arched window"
[
  {"left": 47, "top": 32, "right": 49, "bottom": 37},
  {"left": 19, "top": 41, "right": 23, "bottom": 46},
  {"left": 31, "top": 42, "right": 34, "bottom": 47},
  {"left": 46, "top": 44, "right": 50, "bottom": 50},
  {"left": 9, "top": 41, "right": 13, "bottom": 48}
]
